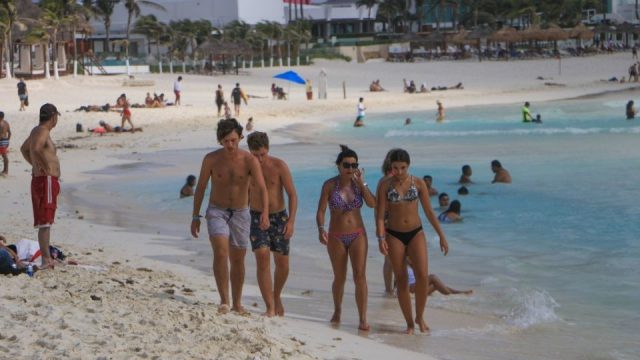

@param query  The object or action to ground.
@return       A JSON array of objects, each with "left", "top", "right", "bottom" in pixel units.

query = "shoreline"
[{"left": 1, "top": 53, "right": 637, "bottom": 359}]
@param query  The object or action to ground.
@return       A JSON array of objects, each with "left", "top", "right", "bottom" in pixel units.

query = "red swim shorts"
[
  {"left": 0, "top": 146, "right": 7, "bottom": 155},
  {"left": 31, "top": 176, "right": 60, "bottom": 228}
]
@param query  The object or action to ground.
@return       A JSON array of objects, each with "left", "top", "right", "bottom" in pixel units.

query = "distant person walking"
[
  {"left": 17, "top": 78, "right": 28, "bottom": 111},
  {"left": 20, "top": 104, "right": 62, "bottom": 270},
  {"left": 231, "top": 83, "right": 246, "bottom": 117},
  {"left": 174, "top": 76, "right": 182, "bottom": 106},
  {"left": 0, "top": 112, "right": 11, "bottom": 176},
  {"left": 354, "top": 97, "right": 366, "bottom": 127},
  {"left": 633, "top": 46, "right": 638, "bottom": 60},
  {"left": 215, "top": 84, "right": 224, "bottom": 117}
]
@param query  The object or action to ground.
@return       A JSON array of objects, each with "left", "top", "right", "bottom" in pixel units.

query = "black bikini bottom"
[{"left": 386, "top": 226, "right": 423, "bottom": 246}]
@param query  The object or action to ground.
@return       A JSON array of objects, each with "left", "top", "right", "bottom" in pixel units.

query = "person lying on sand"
[
  {"left": 89, "top": 121, "right": 143, "bottom": 134},
  {"left": 75, "top": 104, "right": 111, "bottom": 112},
  {"left": 431, "top": 82, "right": 464, "bottom": 91},
  {"left": 1, "top": 236, "right": 78, "bottom": 274}
]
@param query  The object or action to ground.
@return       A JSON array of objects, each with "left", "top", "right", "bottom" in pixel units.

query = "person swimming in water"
[
  {"left": 438, "top": 200, "right": 463, "bottom": 223},
  {"left": 316, "top": 145, "right": 376, "bottom": 331}
]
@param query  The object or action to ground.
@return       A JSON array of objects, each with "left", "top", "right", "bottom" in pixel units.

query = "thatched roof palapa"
[{"left": 489, "top": 27, "right": 520, "bottom": 43}]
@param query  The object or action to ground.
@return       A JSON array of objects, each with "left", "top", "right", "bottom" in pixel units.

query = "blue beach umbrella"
[{"left": 273, "top": 70, "right": 306, "bottom": 84}]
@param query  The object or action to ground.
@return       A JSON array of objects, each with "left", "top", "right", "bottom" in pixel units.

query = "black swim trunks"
[{"left": 250, "top": 210, "right": 290, "bottom": 255}]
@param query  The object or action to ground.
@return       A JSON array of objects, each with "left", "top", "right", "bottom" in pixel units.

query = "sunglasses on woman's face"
[{"left": 342, "top": 162, "right": 359, "bottom": 169}]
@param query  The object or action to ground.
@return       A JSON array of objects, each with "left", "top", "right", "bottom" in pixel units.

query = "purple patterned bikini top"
[{"left": 329, "top": 178, "right": 363, "bottom": 212}]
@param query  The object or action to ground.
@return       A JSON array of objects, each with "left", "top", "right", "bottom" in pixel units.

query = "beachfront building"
[
  {"left": 293, "top": 0, "right": 378, "bottom": 42},
  {"left": 87, "top": 0, "right": 287, "bottom": 57}
]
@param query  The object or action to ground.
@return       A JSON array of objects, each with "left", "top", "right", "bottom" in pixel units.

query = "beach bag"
[
  {"left": 24, "top": 96, "right": 29, "bottom": 106},
  {"left": 76, "top": 123, "right": 83, "bottom": 132}
]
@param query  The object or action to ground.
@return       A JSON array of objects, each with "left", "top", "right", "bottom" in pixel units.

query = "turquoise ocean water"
[{"left": 68, "top": 94, "right": 640, "bottom": 360}]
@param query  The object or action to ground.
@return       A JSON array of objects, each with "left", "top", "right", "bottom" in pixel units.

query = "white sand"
[{"left": 0, "top": 52, "right": 635, "bottom": 359}]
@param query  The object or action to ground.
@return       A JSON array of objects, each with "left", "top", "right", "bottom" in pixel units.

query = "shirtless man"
[
  {"left": 0, "top": 112, "right": 11, "bottom": 176},
  {"left": 459, "top": 165, "right": 473, "bottom": 184},
  {"left": 20, "top": 103, "right": 61, "bottom": 269},
  {"left": 247, "top": 131, "right": 297, "bottom": 316},
  {"left": 191, "top": 118, "right": 269, "bottom": 314},
  {"left": 491, "top": 160, "right": 512, "bottom": 184}
]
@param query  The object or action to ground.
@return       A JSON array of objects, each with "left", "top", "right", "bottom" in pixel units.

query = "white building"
[{"left": 89, "top": 0, "right": 286, "bottom": 56}]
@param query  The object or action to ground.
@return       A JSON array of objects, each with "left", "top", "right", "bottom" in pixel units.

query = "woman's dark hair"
[
  {"left": 217, "top": 118, "right": 243, "bottom": 141},
  {"left": 381, "top": 148, "right": 400, "bottom": 175},
  {"left": 388, "top": 148, "right": 411, "bottom": 165},
  {"left": 446, "top": 200, "right": 461, "bottom": 215},
  {"left": 336, "top": 145, "right": 358, "bottom": 165},
  {"left": 186, "top": 175, "right": 196, "bottom": 184},
  {"left": 438, "top": 192, "right": 449, "bottom": 200},
  {"left": 458, "top": 186, "right": 469, "bottom": 195}
]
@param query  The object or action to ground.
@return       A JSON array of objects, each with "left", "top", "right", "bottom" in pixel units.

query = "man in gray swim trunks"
[{"left": 191, "top": 118, "right": 269, "bottom": 314}]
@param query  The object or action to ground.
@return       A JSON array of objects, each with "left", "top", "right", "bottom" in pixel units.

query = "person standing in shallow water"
[
  {"left": 191, "top": 118, "right": 270, "bottom": 314},
  {"left": 316, "top": 145, "right": 376, "bottom": 331},
  {"left": 247, "top": 131, "right": 298, "bottom": 317},
  {"left": 376, "top": 148, "right": 449, "bottom": 334}
]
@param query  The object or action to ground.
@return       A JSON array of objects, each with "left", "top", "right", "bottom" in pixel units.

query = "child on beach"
[
  {"left": 0, "top": 112, "right": 11, "bottom": 176},
  {"left": 436, "top": 100, "right": 445, "bottom": 122}
]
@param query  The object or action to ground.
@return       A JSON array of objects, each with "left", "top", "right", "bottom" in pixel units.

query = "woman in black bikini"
[{"left": 375, "top": 149, "right": 448, "bottom": 334}]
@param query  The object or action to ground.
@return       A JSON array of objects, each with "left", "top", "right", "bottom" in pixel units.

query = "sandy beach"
[{"left": 1, "top": 52, "right": 637, "bottom": 359}]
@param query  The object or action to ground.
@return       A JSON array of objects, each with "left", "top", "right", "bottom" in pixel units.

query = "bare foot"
[
  {"left": 0, "top": 172, "right": 7, "bottom": 177},
  {"left": 415, "top": 317, "right": 430, "bottom": 333},
  {"left": 330, "top": 310, "right": 341, "bottom": 325},
  {"left": 463, "top": 290, "right": 474, "bottom": 295},
  {"left": 384, "top": 290, "right": 396, "bottom": 298},
  {"left": 358, "top": 321, "right": 370, "bottom": 331},
  {"left": 262, "top": 308, "right": 275, "bottom": 317},
  {"left": 275, "top": 298, "right": 285, "bottom": 317},
  {"left": 218, "top": 304, "right": 230, "bottom": 314},
  {"left": 39, "top": 261, "right": 56, "bottom": 270},
  {"left": 404, "top": 326, "right": 415, "bottom": 335},
  {"left": 232, "top": 305, "right": 250, "bottom": 316}
]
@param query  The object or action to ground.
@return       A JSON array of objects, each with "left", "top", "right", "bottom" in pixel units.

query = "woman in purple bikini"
[{"left": 316, "top": 145, "right": 376, "bottom": 331}]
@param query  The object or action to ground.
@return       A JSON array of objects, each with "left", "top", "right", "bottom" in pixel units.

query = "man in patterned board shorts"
[
  {"left": 20, "top": 103, "right": 61, "bottom": 270},
  {"left": 190, "top": 118, "right": 269, "bottom": 314},
  {"left": 247, "top": 131, "right": 298, "bottom": 317}
]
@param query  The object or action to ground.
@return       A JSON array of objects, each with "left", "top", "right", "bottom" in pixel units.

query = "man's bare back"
[
  {"left": 0, "top": 119, "right": 10, "bottom": 140},
  {"left": 22, "top": 125, "right": 60, "bottom": 177}
]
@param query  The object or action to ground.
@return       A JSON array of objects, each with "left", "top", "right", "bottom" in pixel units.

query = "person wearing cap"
[{"left": 20, "top": 103, "right": 61, "bottom": 270}]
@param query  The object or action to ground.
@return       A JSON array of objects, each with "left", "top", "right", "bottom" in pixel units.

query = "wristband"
[
  {"left": 318, "top": 226, "right": 326, "bottom": 232},
  {"left": 377, "top": 234, "right": 385, "bottom": 242},
  {"left": 193, "top": 215, "right": 202, "bottom": 221}
]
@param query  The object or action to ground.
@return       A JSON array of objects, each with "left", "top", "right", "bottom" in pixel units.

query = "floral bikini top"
[
  {"left": 387, "top": 176, "right": 419, "bottom": 203},
  {"left": 329, "top": 178, "right": 363, "bottom": 211}
]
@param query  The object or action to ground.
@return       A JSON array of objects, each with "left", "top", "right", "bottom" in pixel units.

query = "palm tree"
[
  {"left": 92, "top": 0, "right": 119, "bottom": 52},
  {"left": 133, "top": 14, "right": 161, "bottom": 55},
  {"left": 356, "top": 0, "right": 377, "bottom": 33},
  {"left": 123, "top": 0, "right": 166, "bottom": 73},
  {"left": 63, "top": 1, "right": 92, "bottom": 77},
  {"left": 0, "top": 0, "right": 22, "bottom": 78},
  {"left": 256, "top": 21, "right": 283, "bottom": 66}
]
